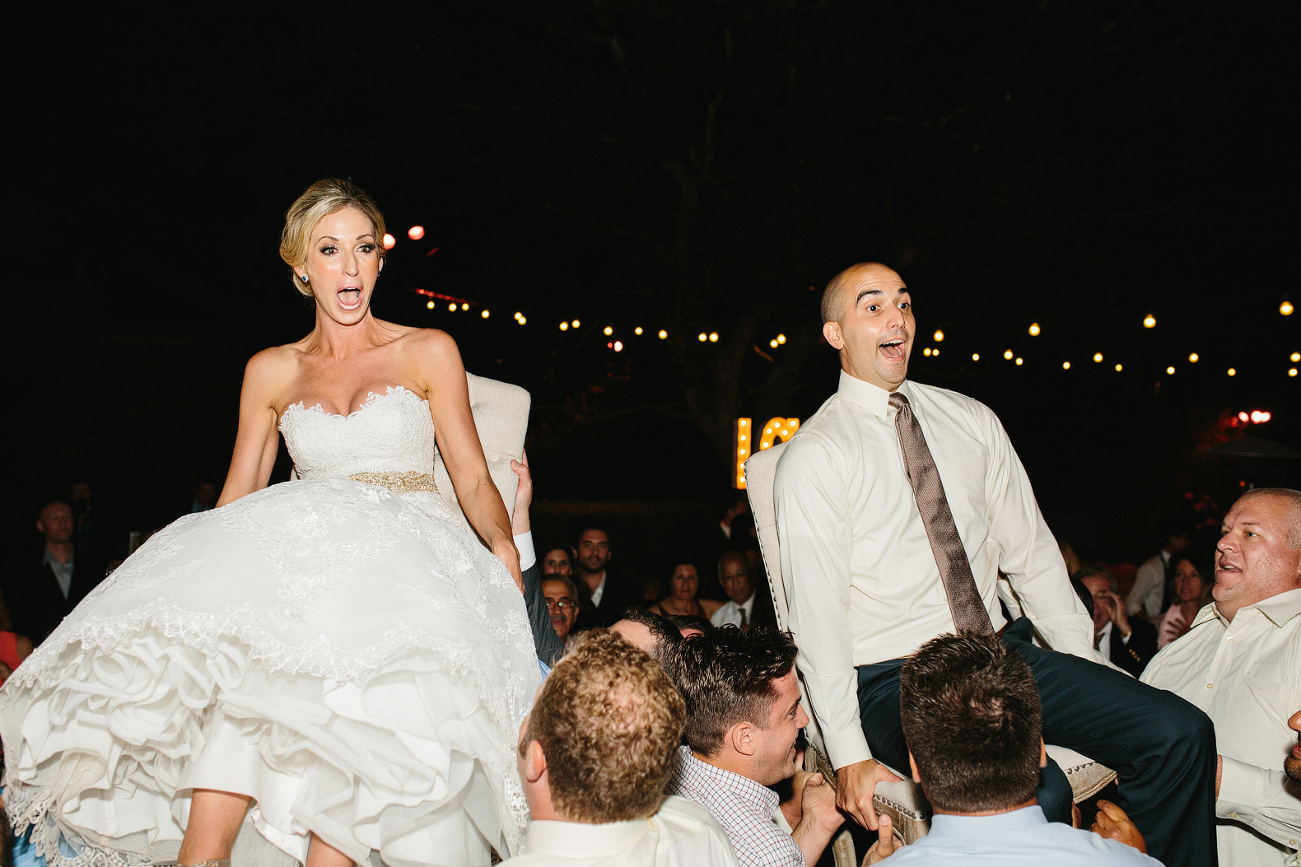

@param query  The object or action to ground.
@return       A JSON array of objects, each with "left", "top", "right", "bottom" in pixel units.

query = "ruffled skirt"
[{"left": 0, "top": 479, "right": 539, "bottom": 867}]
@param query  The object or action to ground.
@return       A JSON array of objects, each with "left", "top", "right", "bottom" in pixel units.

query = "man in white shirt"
[
  {"left": 1142, "top": 487, "right": 1301, "bottom": 865},
  {"left": 774, "top": 262, "right": 1216, "bottom": 867},
  {"left": 505, "top": 630, "right": 737, "bottom": 866},
  {"left": 710, "top": 552, "right": 775, "bottom": 629}
]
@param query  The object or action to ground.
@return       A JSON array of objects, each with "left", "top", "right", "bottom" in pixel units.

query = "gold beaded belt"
[{"left": 348, "top": 471, "right": 440, "bottom": 495}]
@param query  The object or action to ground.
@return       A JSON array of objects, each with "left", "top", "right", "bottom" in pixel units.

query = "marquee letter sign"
[{"left": 735, "top": 417, "right": 801, "bottom": 489}]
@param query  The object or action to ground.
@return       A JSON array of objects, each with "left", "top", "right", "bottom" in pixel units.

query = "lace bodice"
[{"left": 280, "top": 386, "right": 437, "bottom": 480}]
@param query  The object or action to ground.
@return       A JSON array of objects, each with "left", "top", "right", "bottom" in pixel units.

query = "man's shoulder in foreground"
[
  {"left": 883, "top": 806, "right": 1161, "bottom": 866},
  {"left": 505, "top": 796, "right": 739, "bottom": 866}
]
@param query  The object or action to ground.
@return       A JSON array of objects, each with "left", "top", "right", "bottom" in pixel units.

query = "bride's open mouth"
[{"left": 338, "top": 287, "right": 363, "bottom": 309}]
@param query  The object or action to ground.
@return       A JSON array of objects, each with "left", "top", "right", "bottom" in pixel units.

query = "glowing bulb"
[
  {"left": 604, "top": 326, "right": 613, "bottom": 336},
  {"left": 1282, "top": 300, "right": 1295, "bottom": 316},
  {"left": 572, "top": 320, "right": 580, "bottom": 328},
  {"left": 408, "top": 226, "right": 425, "bottom": 240},
  {"left": 634, "top": 327, "right": 643, "bottom": 335},
  {"left": 777, "top": 334, "right": 787, "bottom": 344},
  {"left": 1093, "top": 353, "right": 1104, "bottom": 363},
  {"left": 698, "top": 333, "right": 708, "bottom": 342},
  {"left": 933, "top": 349, "right": 940, "bottom": 356},
  {"left": 1143, "top": 313, "right": 1156, "bottom": 328},
  {"left": 519, "top": 316, "right": 527, "bottom": 325},
  {"left": 559, "top": 322, "right": 569, "bottom": 331},
  {"left": 1028, "top": 323, "right": 1041, "bottom": 336},
  {"left": 1062, "top": 361, "right": 1070, "bottom": 370},
  {"left": 1003, "top": 349, "right": 1014, "bottom": 360},
  {"left": 923, "top": 347, "right": 932, "bottom": 357},
  {"left": 1227, "top": 368, "right": 1236, "bottom": 376},
  {"left": 383, "top": 233, "right": 396, "bottom": 250},
  {"left": 658, "top": 330, "right": 668, "bottom": 339},
  {"left": 481, "top": 309, "right": 490, "bottom": 318},
  {"left": 1289, "top": 368, "right": 1298, "bottom": 377},
  {"left": 1115, "top": 363, "right": 1123, "bottom": 372},
  {"left": 448, "top": 303, "right": 456, "bottom": 312},
  {"left": 1291, "top": 352, "right": 1300, "bottom": 363},
  {"left": 613, "top": 341, "right": 623, "bottom": 351},
  {"left": 426, "top": 300, "right": 435, "bottom": 309},
  {"left": 770, "top": 339, "right": 779, "bottom": 349},
  {"left": 1239, "top": 412, "right": 1250, "bottom": 422},
  {"left": 709, "top": 332, "right": 719, "bottom": 342},
  {"left": 1251, "top": 411, "right": 1264, "bottom": 423},
  {"left": 461, "top": 303, "right": 469, "bottom": 311},
  {"left": 1015, "top": 357, "right": 1023, "bottom": 366},
  {"left": 971, "top": 353, "right": 980, "bottom": 361},
  {"left": 1188, "top": 353, "right": 1199, "bottom": 363},
  {"left": 1166, "top": 366, "right": 1175, "bottom": 375},
  {"left": 933, "top": 330, "right": 945, "bottom": 342}
]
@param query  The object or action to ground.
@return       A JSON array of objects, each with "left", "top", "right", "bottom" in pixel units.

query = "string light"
[
  {"left": 1227, "top": 368, "right": 1236, "bottom": 377},
  {"left": 1028, "top": 323, "right": 1041, "bottom": 336},
  {"left": 923, "top": 347, "right": 933, "bottom": 357},
  {"left": 777, "top": 334, "right": 787, "bottom": 344},
  {"left": 407, "top": 226, "right": 425, "bottom": 240},
  {"left": 1115, "top": 363, "right": 1124, "bottom": 372},
  {"left": 1291, "top": 352, "right": 1300, "bottom": 363},
  {"left": 604, "top": 326, "right": 613, "bottom": 336},
  {"left": 933, "top": 348, "right": 940, "bottom": 356},
  {"left": 1143, "top": 313, "right": 1156, "bottom": 329},
  {"left": 1166, "top": 366, "right": 1176, "bottom": 375},
  {"left": 1188, "top": 353, "right": 1199, "bottom": 363},
  {"left": 426, "top": 300, "right": 435, "bottom": 309},
  {"left": 559, "top": 322, "right": 569, "bottom": 331},
  {"left": 518, "top": 315, "right": 527, "bottom": 325},
  {"left": 658, "top": 330, "right": 668, "bottom": 339},
  {"left": 933, "top": 330, "right": 945, "bottom": 342},
  {"left": 383, "top": 234, "right": 396, "bottom": 250},
  {"left": 770, "top": 339, "right": 779, "bottom": 349},
  {"left": 481, "top": 309, "right": 490, "bottom": 319},
  {"left": 1290, "top": 368, "right": 1298, "bottom": 377},
  {"left": 1093, "top": 353, "right": 1104, "bottom": 363},
  {"left": 1062, "top": 361, "right": 1071, "bottom": 370},
  {"left": 709, "top": 332, "right": 719, "bottom": 343},
  {"left": 448, "top": 303, "right": 456, "bottom": 312},
  {"left": 1003, "top": 349, "right": 1014, "bottom": 360},
  {"left": 634, "top": 327, "right": 643, "bottom": 335},
  {"left": 461, "top": 303, "right": 470, "bottom": 311},
  {"left": 613, "top": 341, "right": 623, "bottom": 351},
  {"left": 698, "top": 333, "right": 707, "bottom": 342},
  {"left": 1282, "top": 298, "right": 1295, "bottom": 316},
  {"left": 971, "top": 353, "right": 980, "bottom": 361},
  {"left": 572, "top": 319, "right": 581, "bottom": 328},
  {"left": 1014, "top": 357, "right": 1023, "bottom": 366}
]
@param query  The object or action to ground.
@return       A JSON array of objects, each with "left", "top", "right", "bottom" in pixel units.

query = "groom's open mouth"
[{"left": 880, "top": 338, "right": 907, "bottom": 360}]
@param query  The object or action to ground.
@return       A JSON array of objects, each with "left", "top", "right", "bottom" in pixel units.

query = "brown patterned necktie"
[{"left": 889, "top": 391, "right": 994, "bottom": 635}]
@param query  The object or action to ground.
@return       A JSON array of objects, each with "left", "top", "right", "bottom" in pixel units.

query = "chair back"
[{"left": 432, "top": 372, "right": 530, "bottom": 522}]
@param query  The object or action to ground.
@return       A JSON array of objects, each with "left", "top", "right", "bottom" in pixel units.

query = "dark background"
[{"left": 8, "top": 1, "right": 1298, "bottom": 574}]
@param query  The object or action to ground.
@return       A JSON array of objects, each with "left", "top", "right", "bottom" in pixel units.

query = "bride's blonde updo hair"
[{"left": 280, "top": 178, "right": 388, "bottom": 296}]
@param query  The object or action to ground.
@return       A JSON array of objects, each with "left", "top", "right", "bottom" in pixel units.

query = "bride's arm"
[
  {"left": 217, "top": 349, "right": 288, "bottom": 507},
  {"left": 418, "top": 331, "right": 523, "bottom": 593}
]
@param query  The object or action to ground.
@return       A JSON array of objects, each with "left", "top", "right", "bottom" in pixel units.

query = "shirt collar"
[
  {"left": 43, "top": 546, "right": 71, "bottom": 569},
  {"left": 676, "top": 746, "right": 779, "bottom": 813},
  {"left": 928, "top": 805, "right": 1048, "bottom": 838},
  {"left": 1198, "top": 587, "right": 1301, "bottom": 629},
  {"left": 836, "top": 370, "right": 912, "bottom": 419},
  {"left": 524, "top": 815, "right": 653, "bottom": 857}
]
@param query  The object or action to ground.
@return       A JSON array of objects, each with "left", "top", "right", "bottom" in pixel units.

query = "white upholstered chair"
[{"left": 743, "top": 441, "right": 1115, "bottom": 856}]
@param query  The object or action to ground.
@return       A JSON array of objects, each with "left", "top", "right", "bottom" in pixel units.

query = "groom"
[{"left": 774, "top": 262, "right": 1217, "bottom": 867}]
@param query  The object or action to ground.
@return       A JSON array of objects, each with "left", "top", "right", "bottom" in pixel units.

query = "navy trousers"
[{"left": 854, "top": 618, "right": 1218, "bottom": 867}]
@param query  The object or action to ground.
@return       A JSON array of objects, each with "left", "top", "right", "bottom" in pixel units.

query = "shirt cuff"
[
  {"left": 514, "top": 531, "right": 535, "bottom": 572},
  {"left": 824, "top": 727, "right": 873, "bottom": 770}
]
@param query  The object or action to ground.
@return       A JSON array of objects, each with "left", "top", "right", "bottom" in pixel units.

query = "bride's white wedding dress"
[{"left": 0, "top": 386, "right": 540, "bottom": 867}]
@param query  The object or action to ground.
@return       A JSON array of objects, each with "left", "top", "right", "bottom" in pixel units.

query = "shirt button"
[
  {"left": 1228, "top": 812, "right": 1238, "bottom": 819},
  {"left": 1206, "top": 683, "right": 1213, "bottom": 689},
  {"left": 1227, "top": 637, "right": 1234, "bottom": 643}
]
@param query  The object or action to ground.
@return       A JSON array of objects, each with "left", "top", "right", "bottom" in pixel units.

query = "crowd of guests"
[{"left": 3, "top": 477, "right": 1299, "bottom": 866}]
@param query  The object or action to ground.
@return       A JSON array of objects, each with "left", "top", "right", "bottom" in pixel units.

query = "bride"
[{"left": 0, "top": 179, "right": 541, "bottom": 867}]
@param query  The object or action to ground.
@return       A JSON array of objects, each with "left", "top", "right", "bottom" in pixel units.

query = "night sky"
[{"left": 10, "top": 1, "right": 1299, "bottom": 563}]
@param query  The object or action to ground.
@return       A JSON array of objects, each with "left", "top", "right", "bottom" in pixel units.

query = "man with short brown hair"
[{"left": 506, "top": 630, "right": 736, "bottom": 866}]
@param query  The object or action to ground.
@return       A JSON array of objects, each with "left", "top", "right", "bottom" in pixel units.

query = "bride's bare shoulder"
[{"left": 242, "top": 343, "right": 302, "bottom": 394}]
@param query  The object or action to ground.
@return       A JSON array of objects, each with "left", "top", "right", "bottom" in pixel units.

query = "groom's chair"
[{"left": 742, "top": 442, "right": 1116, "bottom": 856}]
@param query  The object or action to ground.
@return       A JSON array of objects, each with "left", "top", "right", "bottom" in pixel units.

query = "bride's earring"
[{"left": 300, "top": 274, "right": 309, "bottom": 284}]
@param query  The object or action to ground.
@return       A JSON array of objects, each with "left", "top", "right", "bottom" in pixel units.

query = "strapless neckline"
[{"left": 283, "top": 385, "right": 429, "bottom": 421}]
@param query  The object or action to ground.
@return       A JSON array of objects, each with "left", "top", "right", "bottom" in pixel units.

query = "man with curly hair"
[{"left": 505, "top": 630, "right": 736, "bottom": 866}]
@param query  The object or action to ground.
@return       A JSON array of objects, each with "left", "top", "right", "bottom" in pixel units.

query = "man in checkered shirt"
[{"left": 670, "top": 627, "right": 899, "bottom": 866}]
